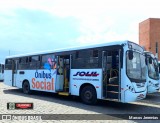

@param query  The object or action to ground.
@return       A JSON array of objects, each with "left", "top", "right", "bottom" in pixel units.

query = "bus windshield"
[
  {"left": 126, "top": 51, "right": 146, "bottom": 82},
  {"left": 147, "top": 58, "right": 159, "bottom": 80}
]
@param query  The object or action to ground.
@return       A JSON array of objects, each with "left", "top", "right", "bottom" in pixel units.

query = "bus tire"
[
  {"left": 22, "top": 81, "right": 31, "bottom": 94},
  {"left": 80, "top": 85, "right": 97, "bottom": 105}
]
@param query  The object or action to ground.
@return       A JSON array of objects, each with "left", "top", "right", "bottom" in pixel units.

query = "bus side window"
[
  {"left": 18, "top": 57, "right": 29, "bottom": 70},
  {"left": 72, "top": 50, "right": 99, "bottom": 69},
  {"left": 41, "top": 54, "right": 55, "bottom": 70},
  {"left": 5, "top": 59, "right": 12, "bottom": 70},
  {"left": 93, "top": 50, "right": 98, "bottom": 57},
  {"left": 75, "top": 51, "right": 79, "bottom": 59},
  {"left": 30, "top": 56, "right": 40, "bottom": 69}
]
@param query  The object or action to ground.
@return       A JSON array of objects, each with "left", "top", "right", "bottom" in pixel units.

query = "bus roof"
[{"left": 6, "top": 40, "right": 135, "bottom": 59}]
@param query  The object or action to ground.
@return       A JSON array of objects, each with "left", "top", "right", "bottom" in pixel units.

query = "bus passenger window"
[
  {"left": 93, "top": 50, "right": 98, "bottom": 57},
  {"left": 29, "top": 56, "right": 40, "bottom": 69},
  {"left": 41, "top": 54, "right": 55, "bottom": 70}
]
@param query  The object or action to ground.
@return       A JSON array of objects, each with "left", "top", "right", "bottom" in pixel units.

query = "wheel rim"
[{"left": 84, "top": 91, "right": 92, "bottom": 100}]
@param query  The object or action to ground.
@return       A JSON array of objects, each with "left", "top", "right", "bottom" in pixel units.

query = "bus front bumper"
[{"left": 123, "top": 89, "right": 147, "bottom": 103}]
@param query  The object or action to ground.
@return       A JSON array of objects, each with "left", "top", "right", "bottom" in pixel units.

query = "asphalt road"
[{"left": 0, "top": 81, "right": 160, "bottom": 123}]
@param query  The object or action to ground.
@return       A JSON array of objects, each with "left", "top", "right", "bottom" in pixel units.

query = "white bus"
[
  {"left": 144, "top": 51, "right": 160, "bottom": 93},
  {"left": 0, "top": 63, "right": 4, "bottom": 81},
  {"left": 4, "top": 40, "right": 147, "bottom": 104}
]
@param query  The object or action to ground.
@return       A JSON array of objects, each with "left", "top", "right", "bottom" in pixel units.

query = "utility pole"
[{"left": 9, "top": 50, "right": 10, "bottom": 56}]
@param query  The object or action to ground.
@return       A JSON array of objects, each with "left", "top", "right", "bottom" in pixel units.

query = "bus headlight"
[{"left": 128, "top": 86, "right": 135, "bottom": 92}]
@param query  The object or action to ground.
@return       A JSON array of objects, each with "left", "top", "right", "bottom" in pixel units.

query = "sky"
[{"left": 0, "top": 0, "right": 160, "bottom": 63}]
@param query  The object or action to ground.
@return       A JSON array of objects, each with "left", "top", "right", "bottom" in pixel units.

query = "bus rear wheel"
[
  {"left": 22, "top": 81, "right": 31, "bottom": 94},
  {"left": 80, "top": 85, "right": 97, "bottom": 105}
]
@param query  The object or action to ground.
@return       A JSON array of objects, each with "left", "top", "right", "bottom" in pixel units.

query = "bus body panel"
[
  {"left": 70, "top": 69, "right": 102, "bottom": 99},
  {"left": 4, "top": 70, "right": 12, "bottom": 86},
  {"left": 147, "top": 78, "right": 160, "bottom": 93},
  {"left": 14, "top": 69, "right": 57, "bottom": 92},
  {"left": 0, "top": 73, "right": 4, "bottom": 80},
  {"left": 123, "top": 90, "right": 147, "bottom": 102},
  {"left": 4, "top": 69, "right": 64, "bottom": 93}
]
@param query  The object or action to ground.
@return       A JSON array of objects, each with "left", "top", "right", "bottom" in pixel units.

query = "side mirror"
[
  {"left": 149, "top": 57, "right": 152, "bottom": 64},
  {"left": 145, "top": 58, "right": 147, "bottom": 65},
  {"left": 128, "top": 50, "right": 133, "bottom": 60}
]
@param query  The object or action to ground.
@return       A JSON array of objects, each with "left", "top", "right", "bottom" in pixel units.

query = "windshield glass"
[
  {"left": 147, "top": 58, "right": 159, "bottom": 80},
  {"left": 126, "top": 51, "right": 146, "bottom": 82}
]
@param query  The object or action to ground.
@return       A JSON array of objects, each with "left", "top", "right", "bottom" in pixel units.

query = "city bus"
[
  {"left": 144, "top": 51, "right": 160, "bottom": 93},
  {"left": 4, "top": 40, "right": 147, "bottom": 104},
  {"left": 0, "top": 63, "right": 4, "bottom": 81}
]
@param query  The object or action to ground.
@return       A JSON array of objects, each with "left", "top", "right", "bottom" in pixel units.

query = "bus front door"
[
  {"left": 12, "top": 59, "right": 18, "bottom": 87},
  {"left": 102, "top": 50, "right": 121, "bottom": 101}
]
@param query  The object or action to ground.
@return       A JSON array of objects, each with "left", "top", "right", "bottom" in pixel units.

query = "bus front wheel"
[
  {"left": 80, "top": 85, "right": 97, "bottom": 105},
  {"left": 22, "top": 81, "right": 31, "bottom": 94}
]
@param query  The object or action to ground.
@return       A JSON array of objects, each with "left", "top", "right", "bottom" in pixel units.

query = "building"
[{"left": 139, "top": 18, "right": 160, "bottom": 60}]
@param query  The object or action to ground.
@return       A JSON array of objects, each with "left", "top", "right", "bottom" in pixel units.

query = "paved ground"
[{"left": 0, "top": 81, "right": 160, "bottom": 123}]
